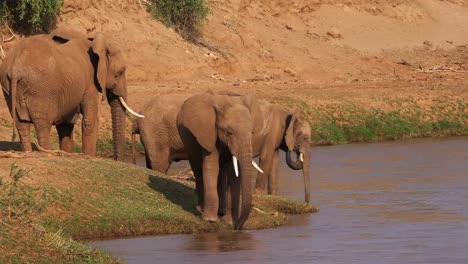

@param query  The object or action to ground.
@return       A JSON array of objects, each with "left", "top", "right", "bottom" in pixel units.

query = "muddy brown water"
[{"left": 91, "top": 137, "right": 468, "bottom": 263}]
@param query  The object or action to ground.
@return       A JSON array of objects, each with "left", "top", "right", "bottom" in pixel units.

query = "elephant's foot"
[
  {"left": 220, "top": 214, "right": 233, "bottom": 225},
  {"left": 254, "top": 187, "right": 266, "bottom": 195},
  {"left": 202, "top": 213, "right": 219, "bottom": 223}
]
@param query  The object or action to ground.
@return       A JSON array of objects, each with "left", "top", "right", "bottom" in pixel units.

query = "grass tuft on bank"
[
  {"left": 0, "top": 154, "right": 316, "bottom": 263},
  {"left": 274, "top": 95, "right": 467, "bottom": 145}
]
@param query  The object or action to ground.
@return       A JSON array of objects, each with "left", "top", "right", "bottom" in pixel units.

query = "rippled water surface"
[{"left": 91, "top": 137, "right": 468, "bottom": 264}]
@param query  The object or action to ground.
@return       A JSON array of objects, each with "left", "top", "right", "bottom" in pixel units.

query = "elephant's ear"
[
  {"left": 240, "top": 95, "right": 263, "bottom": 135},
  {"left": 285, "top": 109, "right": 301, "bottom": 151},
  {"left": 180, "top": 95, "right": 218, "bottom": 152},
  {"left": 91, "top": 33, "right": 108, "bottom": 94}
]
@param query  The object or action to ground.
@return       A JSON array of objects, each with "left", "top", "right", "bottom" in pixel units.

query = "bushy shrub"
[
  {"left": 1, "top": 0, "right": 63, "bottom": 34},
  {"left": 148, "top": 0, "right": 210, "bottom": 41}
]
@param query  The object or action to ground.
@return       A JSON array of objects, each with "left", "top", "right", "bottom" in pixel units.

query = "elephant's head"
[
  {"left": 50, "top": 29, "right": 143, "bottom": 161},
  {"left": 178, "top": 92, "right": 262, "bottom": 230},
  {"left": 284, "top": 110, "right": 312, "bottom": 203}
]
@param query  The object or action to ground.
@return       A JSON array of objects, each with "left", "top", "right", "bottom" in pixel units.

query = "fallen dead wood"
[{"left": 417, "top": 66, "right": 468, "bottom": 73}]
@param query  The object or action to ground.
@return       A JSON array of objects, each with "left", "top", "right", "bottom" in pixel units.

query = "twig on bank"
[
  {"left": 0, "top": 152, "right": 27, "bottom": 159},
  {"left": 32, "top": 139, "right": 70, "bottom": 156},
  {"left": 397, "top": 59, "right": 412, "bottom": 67},
  {"left": 417, "top": 66, "right": 468, "bottom": 73},
  {"left": 252, "top": 206, "right": 267, "bottom": 214}
]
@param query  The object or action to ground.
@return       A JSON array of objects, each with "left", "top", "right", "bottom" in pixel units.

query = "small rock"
[
  {"left": 423, "top": 40, "right": 433, "bottom": 47},
  {"left": 327, "top": 27, "right": 342, "bottom": 39},
  {"left": 205, "top": 52, "right": 218, "bottom": 61},
  {"left": 284, "top": 68, "right": 297, "bottom": 77},
  {"left": 285, "top": 24, "right": 293, "bottom": 30}
]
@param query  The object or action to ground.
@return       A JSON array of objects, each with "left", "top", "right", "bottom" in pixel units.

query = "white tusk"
[
  {"left": 299, "top": 153, "right": 304, "bottom": 163},
  {"left": 233, "top": 156, "right": 239, "bottom": 177},
  {"left": 252, "top": 160, "right": 264, "bottom": 173},
  {"left": 118, "top": 97, "right": 145, "bottom": 118}
]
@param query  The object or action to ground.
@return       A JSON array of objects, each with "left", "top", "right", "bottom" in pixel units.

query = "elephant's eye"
[
  {"left": 226, "top": 128, "right": 234, "bottom": 136},
  {"left": 116, "top": 69, "right": 125, "bottom": 78}
]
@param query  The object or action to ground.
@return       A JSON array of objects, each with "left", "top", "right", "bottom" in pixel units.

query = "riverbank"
[{"left": 0, "top": 153, "right": 316, "bottom": 263}]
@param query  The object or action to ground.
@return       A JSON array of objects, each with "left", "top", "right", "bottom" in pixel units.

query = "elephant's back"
[
  {"left": 5, "top": 35, "right": 92, "bottom": 85},
  {"left": 140, "top": 95, "right": 189, "bottom": 146}
]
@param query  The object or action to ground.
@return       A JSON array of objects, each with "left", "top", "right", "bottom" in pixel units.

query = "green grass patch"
[
  {"left": 0, "top": 155, "right": 316, "bottom": 263},
  {"left": 273, "top": 95, "right": 468, "bottom": 145},
  {"left": 147, "top": 0, "right": 210, "bottom": 41}
]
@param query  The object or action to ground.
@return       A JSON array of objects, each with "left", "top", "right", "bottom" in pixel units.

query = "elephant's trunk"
[
  {"left": 234, "top": 143, "right": 255, "bottom": 230},
  {"left": 286, "top": 150, "right": 303, "bottom": 170},
  {"left": 109, "top": 95, "right": 126, "bottom": 161},
  {"left": 302, "top": 150, "right": 311, "bottom": 203}
]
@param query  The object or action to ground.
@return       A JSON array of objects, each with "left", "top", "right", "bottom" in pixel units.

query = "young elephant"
[
  {"left": 131, "top": 95, "right": 189, "bottom": 173},
  {"left": 253, "top": 100, "right": 312, "bottom": 203},
  {"left": 0, "top": 28, "right": 142, "bottom": 160},
  {"left": 177, "top": 91, "right": 263, "bottom": 230}
]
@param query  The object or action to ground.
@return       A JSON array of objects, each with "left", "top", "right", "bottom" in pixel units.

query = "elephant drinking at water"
[
  {"left": 177, "top": 91, "right": 263, "bottom": 230},
  {"left": 253, "top": 100, "right": 311, "bottom": 203}
]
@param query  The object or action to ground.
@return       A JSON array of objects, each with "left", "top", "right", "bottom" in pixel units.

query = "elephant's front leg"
[
  {"left": 81, "top": 99, "right": 99, "bottom": 155},
  {"left": 56, "top": 123, "right": 74, "bottom": 152},
  {"left": 254, "top": 149, "right": 275, "bottom": 194},
  {"left": 202, "top": 148, "right": 220, "bottom": 222},
  {"left": 268, "top": 150, "right": 280, "bottom": 195},
  {"left": 218, "top": 162, "right": 233, "bottom": 225}
]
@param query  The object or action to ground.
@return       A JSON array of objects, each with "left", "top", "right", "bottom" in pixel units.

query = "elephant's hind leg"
[
  {"left": 151, "top": 148, "right": 171, "bottom": 174},
  {"left": 16, "top": 122, "right": 32, "bottom": 152},
  {"left": 56, "top": 123, "right": 74, "bottom": 152}
]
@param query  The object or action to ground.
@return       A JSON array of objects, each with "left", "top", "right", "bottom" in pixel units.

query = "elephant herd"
[{"left": 0, "top": 29, "right": 311, "bottom": 230}]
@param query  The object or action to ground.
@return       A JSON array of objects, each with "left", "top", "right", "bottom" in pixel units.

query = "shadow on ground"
[
  {"left": 147, "top": 174, "right": 199, "bottom": 215},
  {"left": 0, "top": 141, "right": 39, "bottom": 151}
]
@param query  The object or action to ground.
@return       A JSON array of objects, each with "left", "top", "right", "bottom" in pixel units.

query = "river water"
[{"left": 91, "top": 137, "right": 468, "bottom": 264}]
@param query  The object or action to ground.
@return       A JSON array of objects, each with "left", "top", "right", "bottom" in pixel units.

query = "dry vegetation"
[{"left": 0, "top": 1, "right": 467, "bottom": 262}]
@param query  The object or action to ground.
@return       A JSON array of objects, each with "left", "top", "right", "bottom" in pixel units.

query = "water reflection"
[
  {"left": 94, "top": 137, "right": 468, "bottom": 264},
  {"left": 186, "top": 232, "right": 256, "bottom": 252}
]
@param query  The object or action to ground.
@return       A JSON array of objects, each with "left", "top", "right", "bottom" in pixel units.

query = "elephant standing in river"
[
  {"left": 0, "top": 28, "right": 142, "bottom": 160},
  {"left": 177, "top": 91, "right": 263, "bottom": 230},
  {"left": 131, "top": 95, "right": 189, "bottom": 173},
  {"left": 253, "top": 100, "right": 311, "bottom": 203}
]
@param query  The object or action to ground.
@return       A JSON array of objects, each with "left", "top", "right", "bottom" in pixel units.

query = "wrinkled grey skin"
[
  {"left": 0, "top": 28, "right": 131, "bottom": 160},
  {"left": 131, "top": 95, "right": 189, "bottom": 173},
  {"left": 177, "top": 91, "right": 263, "bottom": 230}
]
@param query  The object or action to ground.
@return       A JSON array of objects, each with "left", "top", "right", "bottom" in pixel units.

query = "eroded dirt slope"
[{"left": 0, "top": 0, "right": 466, "bottom": 145}]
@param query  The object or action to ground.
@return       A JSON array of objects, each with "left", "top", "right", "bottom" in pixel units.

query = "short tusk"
[
  {"left": 299, "top": 153, "right": 304, "bottom": 163},
  {"left": 252, "top": 160, "right": 263, "bottom": 173},
  {"left": 118, "top": 97, "right": 144, "bottom": 118},
  {"left": 233, "top": 156, "right": 239, "bottom": 177}
]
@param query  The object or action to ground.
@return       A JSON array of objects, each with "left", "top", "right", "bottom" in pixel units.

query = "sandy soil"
[{"left": 0, "top": 0, "right": 466, "bottom": 145}]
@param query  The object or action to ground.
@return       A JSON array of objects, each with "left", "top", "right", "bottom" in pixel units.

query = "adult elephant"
[
  {"left": 0, "top": 28, "right": 142, "bottom": 160},
  {"left": 177, "top": 91, "right": 263, "bottom": 230},
  {"left": 131, "top": 95, "right": 189, "bottom": 173},
  {"left": 253, "top": 100, "right": 312, "bottom": 203}
]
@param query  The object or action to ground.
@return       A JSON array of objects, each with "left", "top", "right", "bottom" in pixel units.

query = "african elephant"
[
  {"left": 177, "top": 91, "right": 263, "bottom": 230},
  {"left": 131, "top": 95, "right": 189, "bottom": 173},
  {"left": 253, "top": 100, "right": 311, "bottom": 203},
  {"left": 0, "top": 28, "right": 142, "bottom": 160}
]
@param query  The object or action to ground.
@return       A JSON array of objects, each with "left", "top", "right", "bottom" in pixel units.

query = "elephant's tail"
[{"left": 10, "top": 73, "right": 17, "bottom": 142}]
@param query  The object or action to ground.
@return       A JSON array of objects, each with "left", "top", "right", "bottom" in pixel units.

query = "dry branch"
[{"left": 417, "top": 66, "right": 468, "bottom": 73}]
